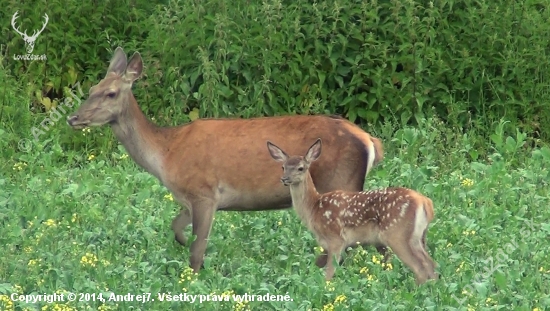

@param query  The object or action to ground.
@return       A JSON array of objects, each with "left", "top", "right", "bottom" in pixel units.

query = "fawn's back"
[{"left": 311, "top": 187, "right": 434, "bottom": 247}]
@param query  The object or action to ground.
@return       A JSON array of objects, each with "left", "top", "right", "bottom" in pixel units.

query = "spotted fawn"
[{"left": 267, "top": 138, "right": 438, "bottom": 284}]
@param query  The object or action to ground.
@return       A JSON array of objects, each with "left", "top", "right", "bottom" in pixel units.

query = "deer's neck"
[
  {"left": 110, "top": 94, "right": 171, "bottom": 181},
  {"left": 289, "top": 172, "right": 320, "bottom": 227}
]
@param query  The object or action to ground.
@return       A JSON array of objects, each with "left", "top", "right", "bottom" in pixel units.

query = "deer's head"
[
  {"left": 11, "top": 11, "right": 49, "bottom": 54},
  {"left": 67, "top": 47, "right": 143, "bottom": 130},
  {"left": 267, "top": 138, "right": 322, "bottom": 186}
]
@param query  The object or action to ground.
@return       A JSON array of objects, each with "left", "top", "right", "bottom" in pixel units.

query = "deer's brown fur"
[{"left": 67, "top": 47, "right": 384, "bottom": 273}]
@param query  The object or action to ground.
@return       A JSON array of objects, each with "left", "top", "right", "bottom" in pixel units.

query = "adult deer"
[
  {"left": 67, "top": 47, "right": 384, "bottom": 273},
  {"left": 267, "top": 138, "right": 438, "bottom": 284}
]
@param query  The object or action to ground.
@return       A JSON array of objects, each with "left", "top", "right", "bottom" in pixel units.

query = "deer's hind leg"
[
  {"left": 172, "top": 208, "right": 192, "bottom": 245},
  {"left": 418, "top": 230, "right": 438, "bottom": 279}
]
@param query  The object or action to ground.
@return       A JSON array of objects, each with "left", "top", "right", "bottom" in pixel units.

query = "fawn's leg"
[
  {"left": 317, "top": 243, "right": 359, "bottom": 268},
  {"left": 384, "top": 238, "right": 430, "bottom": 285},
  {"left": 315, "top": 251, "right": 329, "bottom": 268},
  {"left": 376, "top": 245, "right": 393, "bottom": 264},
  {"left": 323, "top": 240, "right": 344, "bottom": 281},
  {"left": 417, "top": 230, "right": 438, "bottom": 280},
  {"left": 421, "top": 230, "right": 437, "bottom": 273}
]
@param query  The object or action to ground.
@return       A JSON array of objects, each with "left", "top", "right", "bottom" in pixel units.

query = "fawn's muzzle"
[{"left": 280, "top": 177, "right": 291, "bottom": 186}]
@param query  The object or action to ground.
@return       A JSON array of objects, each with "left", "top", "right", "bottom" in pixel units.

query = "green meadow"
[
  {"left": 2, "top": 113, "right": 550, "bottom": 310},
  {"left": 2, "top": 0, "right": 550, "bottom": 310}
]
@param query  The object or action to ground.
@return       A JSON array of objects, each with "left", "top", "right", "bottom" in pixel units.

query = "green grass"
[{"left": 2, "top": 106, "right": 550, "bottom": 311}]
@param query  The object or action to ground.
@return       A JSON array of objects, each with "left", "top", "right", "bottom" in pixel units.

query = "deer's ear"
[
  {"left": 125, "top": 52, "right": 143, "bottom": 82},
  {"left": 305, "top": 138, "right": 322, "bottom": 162},
  {"left": 106, "top": 47, "right": 127, "bottom": 77},
  {"left": 267, "top": 141, "right": 288, "bottom": 162}
]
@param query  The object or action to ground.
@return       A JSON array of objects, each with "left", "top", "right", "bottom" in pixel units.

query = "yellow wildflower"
[
  {"left": 42, "top": 303, "right": 75, "bottom": 311},
  {"left": 164, "top": 193, "right": 174, "bottom": 201},
  {"left": 44, "top": 219, "right": 57, "bottom": 227},
  {"left": 80, "top": 253, "right": 98, "bottom": 267},
  {"left": 179, "top": 267, "right": 197, "bottom": 288},
  {"left": 456, "top": 261, "right": 465, "bottom": 273},
  {"left": 88, "top": 154, "right": 95, "bottom": 161},
  {"left": 461, "top": 178, "right": 474, "bottom": 187},
  {"left": 220, "top": 290, "right": 234, "bottom": 299},
  {"left": 234, "top": 299, "right": 250, "bottom": 311},
  {"left": 325, "top": 281, "right": 335, "bottom": 291},
  {"left": 334, "top": 294, "right": 346, "bottom": 304},
  {"left": 13, "top": 162, "right": 28, "bottom": 171},
  {"left": 0, "top": 295, "right": 14, "bottom": 310},
  {"left": 322, "top": 303, "right": 334, "bottom": 311}
]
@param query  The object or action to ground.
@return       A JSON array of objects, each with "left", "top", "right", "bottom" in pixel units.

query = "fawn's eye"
[
  {"left": 298, "top": 167, "right": 304, "bottom": 171},
  {"left": 106, "top": 92, "right": 116, "bottom": 98}
]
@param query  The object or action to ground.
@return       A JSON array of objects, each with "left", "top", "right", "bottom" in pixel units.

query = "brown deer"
[
  {"left": 66, "top": 47, "right": 384, "bottom": 273},
  {"left": 267, "top": 138, "right": 438, "bottom": 284}
]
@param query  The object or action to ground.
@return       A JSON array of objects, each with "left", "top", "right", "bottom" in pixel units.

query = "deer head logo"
[{"left": 11, "top": 11, "right": 49, "bottom": 54}]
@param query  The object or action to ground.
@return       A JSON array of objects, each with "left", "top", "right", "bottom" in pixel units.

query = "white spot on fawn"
[
  {"left": 399, "top": 202, "right": 409, "bottom": 217},
  {"left": 324, "top": 210, "right": 332, "bottom": 218}
]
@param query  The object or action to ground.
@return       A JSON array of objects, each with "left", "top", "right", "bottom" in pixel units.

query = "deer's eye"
[
  {"left": 298, "top": 167, "right": 304, "bottom": 171},
  {"left": 106, "top": 92, "right": 116, "bottom": 98}
]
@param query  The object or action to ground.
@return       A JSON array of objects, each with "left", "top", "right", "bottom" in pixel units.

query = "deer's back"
[{"left": 162, "top": 115, "right": 377, "bottom": 210}]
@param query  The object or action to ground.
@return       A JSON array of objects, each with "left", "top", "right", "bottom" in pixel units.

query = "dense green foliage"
[
  {"left": 2, "top": 0, "right": 550, "bottom": 310},
  {"left": 1, "top": 0, "right": 550, "bottom": 140}
]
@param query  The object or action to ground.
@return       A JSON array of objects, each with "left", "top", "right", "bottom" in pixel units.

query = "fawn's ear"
[
  {"left": 267, "top": 141, "right": 288, "bottom": 162},
  {"left": 305, "top": 138, "right": 322, "bottom": 162}
]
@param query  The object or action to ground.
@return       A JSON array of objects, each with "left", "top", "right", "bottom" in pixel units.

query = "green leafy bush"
[
  {"left": 137, "top": 0, "right": 550, "bottom": 138},
  {"left": 2, "top": 0, "right": 549, "bottom": 142},
  {"left": 1, "top": 0, "right": 162, "bottom": 112}
]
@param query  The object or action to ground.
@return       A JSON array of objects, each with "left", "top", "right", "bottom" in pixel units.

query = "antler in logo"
[{"left": 11, "top": 11, "right": 49, "bottom": 54}]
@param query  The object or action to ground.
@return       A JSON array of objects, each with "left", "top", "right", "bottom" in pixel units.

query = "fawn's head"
[
  {"left": 67, "top": 47, "right": 143, "bottom": 130},
  {"left": 267, "top": 138, "right": 322, "bottom": 186}
]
